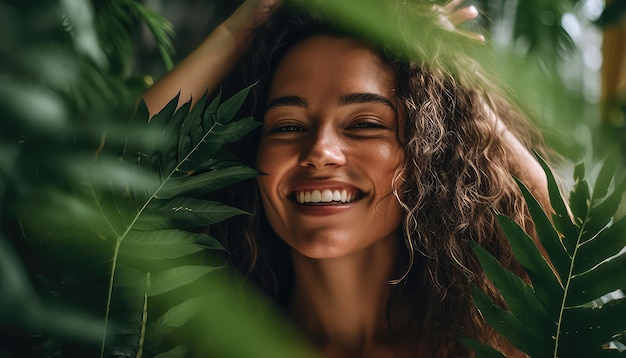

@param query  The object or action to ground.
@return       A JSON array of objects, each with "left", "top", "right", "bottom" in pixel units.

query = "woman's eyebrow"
[
  {"left": 266, "top": 96, "right": 309, "bottom": 111},
  {"left": 338, "top": 92, "right": 396, "bottom": 111}
]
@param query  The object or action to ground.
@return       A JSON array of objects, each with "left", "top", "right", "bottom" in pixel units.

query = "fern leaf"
[
  {"left": 148, "top": 265, "right": 220, "bottom": 296},
  {"left": 469, "top": 153, "right": 626, "bottom": 356},
  {"left": 575, "top": 217, "right": 626, "bottom": 273},
  {"left": 137, "top": 198, "right": 249, "bottom": 229},
  {"left": 535, "top": 153, "right": 579, "bottom": 252},
  {"left": 120, "top": 229, "right": 219, "bottom": 260},
  {"left": 152, "top": 296, "right": 206, "bottom": 335},
  {"left": 215, "top": 83, "right": 255, "bottom": 124},
  {"left": 156, "top": 166, "right": 258, "bottom": 199},
  {"left": 471, "top": 286, "right": 544, "bottom": 357},
  {"left": 515, "top": 176, "right": 570, "bottom": 282},
  {"left": 496, "top": 214, "right": 563, "bottom": 317}
]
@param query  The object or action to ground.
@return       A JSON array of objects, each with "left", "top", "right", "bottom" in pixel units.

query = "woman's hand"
[{"left": 435, "top": 0, "right": 485, "bottom": 42}]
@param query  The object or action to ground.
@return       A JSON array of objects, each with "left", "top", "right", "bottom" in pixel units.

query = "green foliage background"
[{"left": 0, "top": 0, "right": 624, "bottom": 357}]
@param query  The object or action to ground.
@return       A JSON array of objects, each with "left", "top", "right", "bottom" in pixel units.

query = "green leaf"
[
  {"left": 457, "top": 337, "right": 507, "bottom": 358},
  {"left": 561, "top": 299, "right": 626, "bottom": 353},
  {"left": 568, "top": 252, "right": 626, "bottom": 306},
  {"left": 591, "top": 152, "right": 618, "bottom": 203},
  {"left": 156, "top": 166, "right": 259, "bottom": 199},
  {"left": 187, "top": 91, "right": 209, "bottom": 147},
  {"left": 148, "top": 266, "right": 220, "bottom": 297},
  {"left": 120, "top": 229, "right": 221, "bottom": 260},
  {"left": 496, "top": 214, "right": 563, "bottom": 317},
  {"left": 570, "top": 162, "right": 590, "bottom": 226},
  {"left": 470, "top": 241, "right": 555, "bottom": 342},
  {"left": 515, "top": 177, "right": 571, "bottom": 282},
  {"left": 535, "top": 152, "right": 579, "bottom": 253},
  {"left": 203, "top": 89, "right": 221, "bottom": 130},
  {"left": 180, "top": 117, "right": 261, "bottom": 172},
  {"left": 137, "top": 198, "right": 248, "bottom": 229},
  {"left": 470, "top": 286, "right": 544, "bottom": 357},
  {"left": 584, "top": 179, "right": 626, "bottom": 240},
  {"left": 151, "top": 92, "right": 180, "bottom": 128},
  {"left": 161, "top": 99, "right": 191, "bottom": 172},
  {"left": 215, "top": 83, "right": 255, "bottom": 124},
  {"left": 153, "top": 296, "right": 206, "bottom": 334},
  {"left": 575, "top": 216, "right": 626, "bottom": 274}
]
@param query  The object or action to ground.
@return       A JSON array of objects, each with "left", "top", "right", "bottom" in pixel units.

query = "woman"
[{"left": 144, "top": 0, "right": 551, "bottom": 356}]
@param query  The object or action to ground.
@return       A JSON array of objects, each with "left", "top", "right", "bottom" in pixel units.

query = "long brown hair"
[{"left": 215, "top": 1, "right": 545, "bottom": 355}]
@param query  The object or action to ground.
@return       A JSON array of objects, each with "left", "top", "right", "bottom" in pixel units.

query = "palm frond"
[
  {"left": 465, "top": 153, "right": 626, "bottom": 357},
  {"left": 94, "top": 86, "right": 260, "bottom": 357}
]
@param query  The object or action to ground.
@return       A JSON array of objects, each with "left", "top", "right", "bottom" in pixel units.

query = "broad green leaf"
[
  {"left": 535, "top": 153, "right": 579, "bottom": 253},
  {"left": 187, "top": 91, "right": 209, "bottom": 147},
  {"left": 568, "top": 252, "right": 626, "bottom": 306},
  {"left": 148, "top": 265, "right": 220, "bottom": 297},
  {"left": 515, "top": 177, "right": 570, "bottom": 281},
  {"left": 591, "top": 151, "right": 618, "bottom": 203},
  {"left": 137, "top": 198, "right": 248, "bottom": 229},
  {"left": 457, "top": 337, "right": 507, "bottom": 358},
  {"left": 561, "top": 299, "right": 626, "bottom": 352},
  {"left": 180, "top": 117, "right": 261, "bottom": 172},
  {"left": 470, "top": 286, "right": 543, "bottom": 357},
  {"left": 153, "top": 296, "right": 206, "bottom": 334},
  {"left": 496, "top": 215, "right": 563, "bottom": 317},
  {"left": 150, "top": 92, "right": 180, "bottom": 127},
  {"left": 203, "top": 89, "right": 221, "bottom": 130},
  {"left": 215, "top": 83, "right": 255, "bottom": 124},
  {"left": 156, "top": 166, "right": 259, "bottom": 199},
  {"left": 584, "top": 179, "right": 626, "bottom": 240},
  {"left": 119, "top": 229, "right": 219, "bottom": 260},
  {"left": 575, "top": 217, "right": 626, "bottom": 274},
  {"left": 570, "top": 162, "right": 590, "bottom": 226},
  {"left": 470, "top": 241, "right": 555, "bottom": 342},
  {"left": 161, "top": 99, "right": 191, "bottom": 171}
]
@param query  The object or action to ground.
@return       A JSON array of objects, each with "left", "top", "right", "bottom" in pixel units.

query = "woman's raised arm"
[{"left": 142, "top": 0, "right": 280, "bottom": 117}]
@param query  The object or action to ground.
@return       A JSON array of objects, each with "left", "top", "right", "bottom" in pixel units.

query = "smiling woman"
[
  {"left": 142, "top": 0, "right": 552, "bottom": 356},
  {"left": 258, "top": 36, "right": 404, "bottom": 260}
]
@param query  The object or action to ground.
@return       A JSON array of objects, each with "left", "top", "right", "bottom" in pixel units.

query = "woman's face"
[{"left": 257, "top": 35, "right": 405, "bottom": 259}]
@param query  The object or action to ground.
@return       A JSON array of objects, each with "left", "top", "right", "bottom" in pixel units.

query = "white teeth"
[
  {"left": 311, "top": 190, "right": 322, "bottom": 202},
  {"left": 321, "top": 189, "right": 333, "bottom": 202},
  {"left": 295, "top": 189, "right": 358, "bottom": 204}
]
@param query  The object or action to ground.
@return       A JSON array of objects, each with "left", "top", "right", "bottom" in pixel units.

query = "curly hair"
[{"left": 213, "top": 1, "right": 546, "bottom": 356}]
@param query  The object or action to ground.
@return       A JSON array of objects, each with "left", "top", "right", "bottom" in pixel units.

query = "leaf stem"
[{"left": 553, "top": 212, "right": 588, "bottom": 357}]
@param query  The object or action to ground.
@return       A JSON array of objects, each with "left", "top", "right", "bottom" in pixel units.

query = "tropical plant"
[{"left": 462, "top": 153, "right": 626, "bottom": 357}]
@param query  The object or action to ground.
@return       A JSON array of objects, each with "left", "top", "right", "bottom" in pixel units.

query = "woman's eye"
[
  {"left": 350, "top": 122, "right": 386, "bottom": 129},
  {"left": 271, "top": 125, "right": 306, "bottom": 133}
]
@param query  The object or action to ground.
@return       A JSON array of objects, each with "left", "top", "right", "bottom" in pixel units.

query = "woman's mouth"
[{"left": 291, "top": 189, "right": 362, "bottom": 205}]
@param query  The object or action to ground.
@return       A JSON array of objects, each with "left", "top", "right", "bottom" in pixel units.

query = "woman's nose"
[{"left": 299, "top": 129, "right": 346, "bottom": 169}]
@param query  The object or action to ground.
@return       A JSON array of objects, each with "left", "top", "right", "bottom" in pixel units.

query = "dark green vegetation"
[
  {"left": 464, "top": 154, "right": 626, "bottom": 357},
  {"left": 0, "top": 0, "right": 624, "bottom": 357}
]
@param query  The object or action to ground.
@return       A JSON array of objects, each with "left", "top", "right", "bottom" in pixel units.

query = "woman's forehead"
[{"left": 267, "top": 35, "right": 396, "bottom": 102}]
